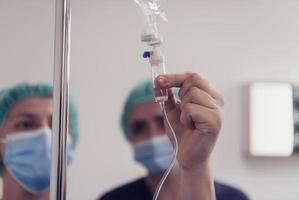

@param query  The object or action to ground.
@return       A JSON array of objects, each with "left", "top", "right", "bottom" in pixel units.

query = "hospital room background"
[{"left": 1, "top": 0, "right": 299, "bottom": 199}]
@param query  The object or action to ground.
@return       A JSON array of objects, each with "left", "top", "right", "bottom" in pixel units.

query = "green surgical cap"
[
  {"left": 120, "top": 79, "right": 178, "bottom": 140},
  {"left": 0, "top": 83, "right": 79, "bottom": 149}
]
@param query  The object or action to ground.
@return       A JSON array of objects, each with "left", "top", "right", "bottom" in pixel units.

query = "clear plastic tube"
[
  {"left": 153, "top": 101, "right": 179, "bottom": 200},
  {"left": 152, "top": 57, "right": 168, "bottom": 102},
  {"left": 134, "top": 2, "right": 177, "bottom": 198}
]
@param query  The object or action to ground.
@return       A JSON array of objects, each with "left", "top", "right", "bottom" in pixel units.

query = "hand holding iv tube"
[{"left": 134, "top": 3, "right": 224, "bottom": 199}]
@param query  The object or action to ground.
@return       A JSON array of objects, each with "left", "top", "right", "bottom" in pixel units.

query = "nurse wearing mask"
[
  {"left": 0, "top": 83, "right": 78, "bottom": 200},
  {"left": 100, "top": 73, "right": 249, "bottom": 200}
]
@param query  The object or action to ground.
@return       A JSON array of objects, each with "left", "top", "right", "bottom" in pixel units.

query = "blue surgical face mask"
[
  {"left": 2, "top": 128, "right": 73, "bottom": 194},
  {"left": 133, "top": 135, "right": 177, "bottom": 175}
]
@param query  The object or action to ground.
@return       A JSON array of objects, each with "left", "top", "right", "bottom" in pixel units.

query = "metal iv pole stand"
[{"left": 50, "top": 0, "right": 71, "bottom": 199}]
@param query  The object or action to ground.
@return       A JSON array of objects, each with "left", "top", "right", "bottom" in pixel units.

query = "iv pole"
[{"left": 50, "top": 0, "right": 71, "bottom": 199}]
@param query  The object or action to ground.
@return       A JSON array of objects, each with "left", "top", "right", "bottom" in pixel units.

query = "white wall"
[{"left": 1, "top": 0, "right": 299, "bottom": 199}]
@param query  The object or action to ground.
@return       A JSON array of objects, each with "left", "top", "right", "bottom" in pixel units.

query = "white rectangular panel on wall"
[{"left": 249, "top": 82, "right": 294, "bottom": 156}]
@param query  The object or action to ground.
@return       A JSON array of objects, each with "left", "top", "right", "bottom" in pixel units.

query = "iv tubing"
[{"left": 153, "top": 101, "right": 179, "bottom": 200}]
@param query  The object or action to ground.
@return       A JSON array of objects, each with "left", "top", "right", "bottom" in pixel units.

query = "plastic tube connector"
[
  {"left": 143, "top": 49, "right": 163, "bottom": 66},
  {"left": 143, "top": 48, "right": 168, "bottom": 102},
  {"left": 143, "top": 51, "right": 151, "bottom": 58}
]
